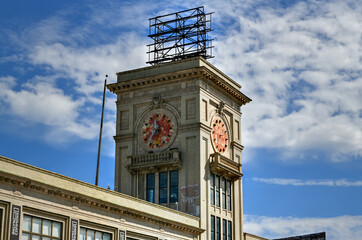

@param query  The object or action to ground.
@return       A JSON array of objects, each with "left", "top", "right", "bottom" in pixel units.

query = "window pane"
[
  {"left": 159, "top": 172, "right": 168, "bottom": 203},
  {"left": 170, "top": 171, "right": 178, "bottom": 187},
  {"left": 222, "top": 178, "right": 226, "bottom": 209},
  {"left": 216, "top": 191, "right": 220, "bottom": 207},
  {"left": 146, "top": 173, "right": 155, "bottom": 203},
  {"left": 170, "top": 187, "right": 178, "bottom": 203},
  {"left": 159, "top": 188, "right": 167, "bottom": 203},
  {"left": 223, "top": 219, "right": 227, "bottom": 240},
  {"left": 95, "top": 231, "right": 102, "bottom": 240},
  {"left": 22, "top": 233, "right": 30, "bottom": 240},
  {"left": 104, "top": 233, "right": 111, "bottom": 240},
  {"left": 228, "top": 221, "right": 232, "bottom": 240},
  {"left": 227, "top": 181, "right": 232, "bottom": 211},
  {"left": 43, "top": 237, "right": 51, "bottom": 240},
  {"left": 23, "top": 215, "right": 32, "bottom": 232},
  {"left": 147, "top": 189, "right": 154, "bottom": 203},
  {"left": 147, "top": 173, "right": 155, "bottom": 188},
  {"left": 170, "top": 171, "right": 178, "bottom": 203},
  {"left": 210, "top": 173, "right": 215, "bottom": 205},
  {"left": 211, "top": 215, "right": 215, "bottom": 240},
  {"left": 80, "top": 228, "right": 86, "bottom": 240},
  {"left": 159, "top": 172, "right": 167, "bottom": 188},
  {"left": 32, "top": 235, "right": 40, "bottom": 240},
  {"left": 32, "top": 217, "right": 41, "bottom": 234},
  {"left": 42, "top": 220, "right": 51, "bottom": 236},
  {"left": 52, "top": 222, "right": 61, "bottom": 237},
  {"left": 215, "top": 175, "right": 220, "bottom": 207},
  {"left": 87, "top": 230, "right": 94, "bottom": 240},
  {"left": 216, "top": 217, "right": 220, "bottom": 240}
]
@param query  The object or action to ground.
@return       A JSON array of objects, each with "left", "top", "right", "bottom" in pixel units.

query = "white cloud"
[
  {"left": 209, "top": 0, "right": 362, "bottom": 161},
  {"left": 253, "top": 177, "right": 362, "bottom": 187},
  {"left": 244, "top": 214, "right": 362, "bottom": 240},
  {"left": 0, "top": 76, "right": 99, "bottom": 141}
]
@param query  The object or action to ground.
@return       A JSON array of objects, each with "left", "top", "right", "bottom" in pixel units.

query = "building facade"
[
  {"left": 107, "top": 56, "right": 251, "bottom": 239},
  {"left": 0, "top": 56, "right": 251, "bottom": 240},
  {"left": 0, "top": 155, "right": 202, "bottom": 240}
]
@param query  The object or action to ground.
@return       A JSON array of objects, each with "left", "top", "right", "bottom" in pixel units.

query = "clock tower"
[
  {"left": 107, "top": 7, "right": 251, "bottom": 240},
  {"left": 107, "top": 56, "right": 251, "bottom": 240}
]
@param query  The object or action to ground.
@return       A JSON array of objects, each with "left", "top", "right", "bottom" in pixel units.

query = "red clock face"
[
  {"left": 212, "top": 118, "right": 228, "bottom": 153},
  {"left": 142, "top": 112, "right": 175, "bottom": 149}
]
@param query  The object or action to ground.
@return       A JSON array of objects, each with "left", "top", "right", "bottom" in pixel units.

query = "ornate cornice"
[{"left": 107, "top": 67, "right": 251, "bottom": 106}]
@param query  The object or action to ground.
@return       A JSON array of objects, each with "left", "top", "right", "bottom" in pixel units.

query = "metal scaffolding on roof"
[{"left": 147, "top": 7, "right": 214, "bottom": 65}]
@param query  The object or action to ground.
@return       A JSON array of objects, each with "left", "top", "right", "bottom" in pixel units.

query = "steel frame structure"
[{"left": 147, "top": 7, "right": 213, "bottom": 65}]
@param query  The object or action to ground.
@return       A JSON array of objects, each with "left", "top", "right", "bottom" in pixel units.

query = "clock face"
[
  {"left": 211, "top": 117, "right": 229, "bottom": 153},
  {"left": 140, "top": 109, "right": 177, "bottom": 150}
]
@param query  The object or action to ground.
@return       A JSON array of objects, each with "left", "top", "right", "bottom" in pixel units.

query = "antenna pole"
[{"left": 96, "top": 75, "right": 107, "bottom": 186}]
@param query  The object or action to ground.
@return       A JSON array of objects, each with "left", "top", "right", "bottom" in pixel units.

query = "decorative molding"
[
  {"left": 217, "top": 101, "right": 225, "bottom": 114},
  {"left": 151, "top": 95, "right": 164, "bottom": 108}
]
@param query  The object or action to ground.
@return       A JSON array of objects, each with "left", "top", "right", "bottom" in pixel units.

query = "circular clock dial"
[
  {"left": 211, "top": 118, "right": 229, "bottom": 153},
  {"left": 140, "top": 110, "right": 176, "bottom": 150}
]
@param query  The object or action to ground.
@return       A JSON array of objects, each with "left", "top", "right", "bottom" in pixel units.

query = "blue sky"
[{"left": 0, "top": 0, "right": 361, "bottom": 239}]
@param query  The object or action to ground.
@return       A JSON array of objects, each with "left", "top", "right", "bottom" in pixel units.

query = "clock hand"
[
  {"left": 154, "top": 119, "right": 158, "bottom": 130},
  {"left": 147, "top": 129, "right": 156, "bottom": 144},
  {"left": 147, "top": 119, "right": 159, "bottom": 144}
]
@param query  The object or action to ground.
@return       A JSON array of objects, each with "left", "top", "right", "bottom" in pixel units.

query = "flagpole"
[{"left": 96, "top": 75, "right": 107, "bottom": 186}]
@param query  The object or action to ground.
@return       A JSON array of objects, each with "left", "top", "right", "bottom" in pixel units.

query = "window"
[
  {"left": 210, "top": 173, "right": 215, "bottom": 205},
  {"left": 211, "top": 173, "right": 232, "bottom": 209},
  {"left": 146, "top": 170, "right": 178, "bottom": 205},
  {"left": 223, "top": 219, "right": 227, "bottom": 240},
  {"left": 170, "top": 170, "right": 178, "bottom": 203},
  {"left": 159, "top": 172, "right": 167, "bottom": 204},
  {"left": 79, "top": 227, "right": 111, "bottom": 240},
  {"left": 215, "top": 175, "right": 220, "bottom": 207},
  {"left": 216, "top": 217, "right": 221, "bottom": 240},
  {"left": 227, "top": 221, "right": 232, "bottom": 240},
  {"left": 211, "top": 215, "right": 215, "bottom": 240},
  {"left": 22, "top": 215, "right": 62, "bottom": 240},
  {"left": 222, "top": 178, "right": 226, "bottom": 209},
  {"left": 146, "top": 173, "right": 155, "bottom": 203},
  {"left": 226, "top": 180, "right": 232, "bottom": 211}
]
